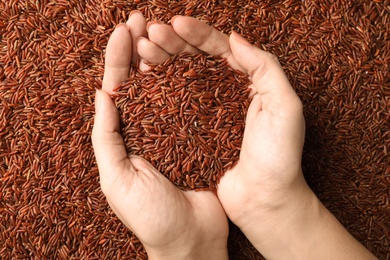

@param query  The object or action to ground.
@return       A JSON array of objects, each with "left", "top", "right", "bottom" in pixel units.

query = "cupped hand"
[
  {"left": 140, "top": 15, "right": 313, "bottom": 255},
  {"left": 142, "top": 16, "right": 376, "bottom": 260},
  {"left": 142, "top": 15, "right": 309, "bottom": 224},
  {"left": 91, "top": 12, "right": 228, "bottom": 260}
]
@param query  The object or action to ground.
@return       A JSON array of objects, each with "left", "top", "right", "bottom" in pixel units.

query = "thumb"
[
  {"left": 229, "top": 32, "right": 295, "bottom": 101},
  {"left": 92, "top": 89, "right": 129, "bottom": 187}
]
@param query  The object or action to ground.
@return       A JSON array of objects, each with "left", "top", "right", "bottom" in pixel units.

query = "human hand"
[
  {"left": 142, "top": 16, "right": 376, "bottom": 259},
  {"left": 142, "top": 13, "right": 307, "bottom": 232},
  {"left": 91, "top": 12, "right": 228, "bottom": 260}
]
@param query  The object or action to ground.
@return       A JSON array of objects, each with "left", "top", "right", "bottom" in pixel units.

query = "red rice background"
[{"left": 0, "top": 0, "right": 389, "bottom": 259}]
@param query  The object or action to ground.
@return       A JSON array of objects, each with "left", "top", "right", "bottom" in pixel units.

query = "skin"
[{"left": 92, "top": 11, "right": 377, "bottom": 260}]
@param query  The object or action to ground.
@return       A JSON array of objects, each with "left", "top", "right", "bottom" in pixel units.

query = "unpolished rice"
[
  {"left": 114, "top": 53, "right": 251, "bottom": 191},
  {"left": 0, "top": 0, "right": 388, "bottom": 259}
]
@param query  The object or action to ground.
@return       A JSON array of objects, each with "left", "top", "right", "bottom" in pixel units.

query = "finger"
[
  {"left": 92, "top": 90, "right": 131, "bottom": 189},
  {"left": 147, "top": 21, "right": 198, "bottom": 55},
  {"left": 102, "top": 24, "right": 132, "bottom": 94},
  {"left": 139, "top": 58, "right": 151, "bottom": 71},
  {"left": 126, "top": 10, "right": 147, "bottom": 64},
  {"left": 171, "top": 16, "right": 244, "bottom": 71},
  {"left": 137, "top": 36, "right": 171, "bottom": 64},
  {"left": 229, "top": 32, "right": 298, "bottom": 108}
]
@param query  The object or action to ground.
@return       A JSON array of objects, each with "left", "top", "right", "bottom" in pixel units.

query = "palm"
[
  {"left": 217, "top": 91, "right": 305, "bottom": 221},
  {"left": 234, "top": 91, "right": 305, "bottom": 184},
  {"left": 106, "top": 156, "right": 228, "bottom": 250}
]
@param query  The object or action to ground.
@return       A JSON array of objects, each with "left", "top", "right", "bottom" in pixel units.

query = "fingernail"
[
  {"left": 137, "top": 36, "right": 147, "bottom": 45},
  {"left": 129, "top": 10, "right": 142, "bottom": 18},
  {"left": 115, "top": 23, "right": 125, "bottom": 29},
  {"left": 231, "top": 31, "right": 252, "bottom": 46},
  {"left": 146, "top": 20, "right": 163, "bottom": 32},
  {"left": 170, "top": 15, "right": 178, "bottom": 25},
  {"left": 95, "top": 89, "right": 101, "bottom": 113}
]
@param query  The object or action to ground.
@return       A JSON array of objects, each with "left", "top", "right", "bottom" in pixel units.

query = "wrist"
[
  {"left": 233, "top": 180, "right": 376, "bottom": 260},
  {"left": 240, "top": 183, "right": 319, "bottom": 245},
  {"left": 225, "top": 167, "right": 313, "bottom": 228},
  {"left": 233, "top": 181, "right": 320, "bottom": 259}
]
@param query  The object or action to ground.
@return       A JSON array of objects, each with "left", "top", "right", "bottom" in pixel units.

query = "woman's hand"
[
  {"left": 141, "top": 13, "right": 307, "bottom": 233},
  {"left": 141, "top": 16, "right": 376, "bottom": 260},
  {"left": 91, "top": 12, "right": 229, "bottom": 260}
]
